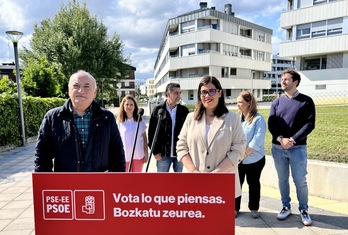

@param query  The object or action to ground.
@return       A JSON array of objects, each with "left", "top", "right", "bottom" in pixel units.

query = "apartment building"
[
  {"left": 264, "top": 54, "right": 294, "bottom": 94},
  {"left": 153, "top": 2, "right": 272, "bottom": 104},
  {"left": 0, "top": 62, "right": 16, "bottom": 81},
  {"left": 145, "top": 78, "right": 156, "bottom": 97},
  {"left": 279, "top": 0, "right": 348, "bottom": 97},
  {"left": 117, "top": 65, "right": 137, "bottom": 98}
]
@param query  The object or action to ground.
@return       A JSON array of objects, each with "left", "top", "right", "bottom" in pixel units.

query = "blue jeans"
[
  {"left": 156, "top": 156, "right": 183, "bottom": 172},
  {"left": 271, "top": 145, "right": 309, "bottom": 211}
]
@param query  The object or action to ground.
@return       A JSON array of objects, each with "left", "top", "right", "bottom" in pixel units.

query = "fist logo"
[{"left": 82, "top": 196, "right": 95, "bottom": 214}]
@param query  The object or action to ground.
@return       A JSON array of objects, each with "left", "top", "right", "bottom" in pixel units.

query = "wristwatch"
[
  {"left": 276, "top": 136, "right": 283, "bottom": 143},
  {"left": 289, "top": 137, "right": 296, "bottom": 144}
]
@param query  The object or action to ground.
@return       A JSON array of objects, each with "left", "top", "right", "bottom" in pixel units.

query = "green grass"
[
  {"left": 153, "top": 103, "right": 348, "bottom": 163},
  {"left": 255, "top": 105, "right": 348, "bottom": 163}
]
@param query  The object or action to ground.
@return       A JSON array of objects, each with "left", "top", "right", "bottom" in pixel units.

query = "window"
[
  {"left": 296, "top": 18, "right": 343, "bottom": 40},
  {"left": 222, "top": 21, "right": 238, "bottom": 35},
  {"left": 288, "top": 0, "right": 294, "bottom": 9},
  {"left": 303, "top": 56, "right": 327, "bottom": 70},
  {"left": 254, "top": 51, "right": 265, "bottom": 61},
  {"left": 298, "top": 0, "right": 312, "bottom": 8},
  {"left": 181, "top": 44, "right": 195, "bottom": 56},
  {"left": 315, "top": 84, "right": 326, "bottom": 90},
  {"left": 311, "top": 21, "right": 326, "bottom": 37},
  {"left": 314, "top": 0, "right": 338, "bottom": 3},
  {"left": 321, "top": 57, "right": 327, "bottom": 69},
  {"left": 188, "top": 90, "right": 194, "bottom": 100},
  {"left": 253, "top": 30, "right": 265, "bottom": 41},
  {"left": 230, "top": 68, "right": 237, "bottom": 76},
  {"left": 240, "top": 49, "right": 251, "bottom": 57},
  {"left": 313, "top": 0, "right": 327, "bottom": 5},
  {"left": 221, "top": 67, "right": 228, "bottom": 78},
  {"left": 225, "top": 89, "right": 231, "bottom": 97},
  {"left": 222, "top": 44, "right": 238, "bottom": 56},
  {"left": 181, "top": 20, "right": 195, "bottom": 33},
  {"left": 327, "top": 18, "right": 343, "bottom": 35},
  {"left": 304, "top": 58, "right": 320, "bottom": 70},
  {"left": 254, "top": 31, "right": 265, "bottom": 42},
  {"left": 296, "top": 24, "right": 311, "bottom": 39},
  {"left": 181, "top": 68, "right": 200, "bottom": 78},
  {"left": 240, "top": 29, "right": 252, "bottom": 38}
]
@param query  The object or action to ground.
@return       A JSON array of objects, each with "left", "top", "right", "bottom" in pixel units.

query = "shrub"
[{"left": 0, "top": 95, "right": 65, "bottom": 146}]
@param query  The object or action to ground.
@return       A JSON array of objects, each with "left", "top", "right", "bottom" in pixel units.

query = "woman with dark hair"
[
  {"left": 117, "top": 95, "right": 148, "bottom": 172},
  {"left": 176, "top": 75, "right": 246, "bottom": 201},
  {"left": 235, "top": 91, "right": 266, "bottom": 219}
]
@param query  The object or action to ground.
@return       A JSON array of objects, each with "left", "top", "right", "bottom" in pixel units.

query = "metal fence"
[
  {"left": 308, "top": 91, "right": 348, "bottom": 106},
  {"left": 257, "top": 90, "right": 348, "bottom": 163}
]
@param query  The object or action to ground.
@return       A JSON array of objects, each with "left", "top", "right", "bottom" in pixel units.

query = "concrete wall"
[{"left": 261, "top": 156, "right": 348, "bottom": 202}]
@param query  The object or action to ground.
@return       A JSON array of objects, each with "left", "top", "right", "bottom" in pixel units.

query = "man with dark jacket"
[
  {"left": 148, "top": 83, "right": 189, "bottom": 172},
  {"left": 34, "top": 70, "right": 125, "bottom": 172}
]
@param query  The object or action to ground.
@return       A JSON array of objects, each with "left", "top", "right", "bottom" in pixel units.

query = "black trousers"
[{"left": 235, "top": 156, "right": 265, "bottom": 212}]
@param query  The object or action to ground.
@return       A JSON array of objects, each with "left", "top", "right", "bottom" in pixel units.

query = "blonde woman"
[
  {"left": 117, "top": 95, "right": 148, "bottom": 172},
  {"left": 235, "top": 91, "right": 266, "bottom": 219}
]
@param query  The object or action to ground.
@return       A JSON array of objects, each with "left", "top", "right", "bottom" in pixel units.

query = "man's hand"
[
  {"left": 154, "top": 153, "right": 162, "bottom": 161},
  {"left": 280, "top": 137, "right": 294, "bottom": 149}
]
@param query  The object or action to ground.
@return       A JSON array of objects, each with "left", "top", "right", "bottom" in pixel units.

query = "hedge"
[{"left": 0, "top": 95, "right": 65, "bottom": 146}]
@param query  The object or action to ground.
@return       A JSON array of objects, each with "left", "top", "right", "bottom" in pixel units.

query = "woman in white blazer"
[{"left": 176, "top": 76, "right": 246, "bottom": 203}]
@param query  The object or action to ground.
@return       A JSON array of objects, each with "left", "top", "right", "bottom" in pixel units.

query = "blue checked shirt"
[{"left": 70, "top": 105, "right": 93, "bottom": 150}]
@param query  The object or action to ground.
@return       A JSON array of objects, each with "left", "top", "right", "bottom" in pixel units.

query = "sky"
[{"left": 0, "top": 0, "right": 287, "bottom": 81}]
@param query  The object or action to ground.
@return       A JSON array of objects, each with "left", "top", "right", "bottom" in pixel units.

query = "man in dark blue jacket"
[
  {"left": 34, "top": 70, "right": 125, "bottom": 172},
  {"left": 148, "top": 83, "right": 189, "bottom": 172}
]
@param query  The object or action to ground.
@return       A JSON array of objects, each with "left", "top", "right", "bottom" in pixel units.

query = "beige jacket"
[{"left": 177, "top": 111, "right": 246, "bottom": 198}]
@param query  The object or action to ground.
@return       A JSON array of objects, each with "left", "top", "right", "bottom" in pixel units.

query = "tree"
[
  {"left": 0, "top": 77, "right": 17, "bottom": 95},
  {"left": 22, "top": 56, "right": 63, "bottom": 97},
  {"left": 20, "top": 0, "right": 130, "bottom": 98}
]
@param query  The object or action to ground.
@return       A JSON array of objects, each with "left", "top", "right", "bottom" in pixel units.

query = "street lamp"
[
  {"left": 6, "top": 30, "right": 25, "bottom": 146},
  {"left": 99, "top": 78, "right": 105, "bottom": 108},
  {"left": 117, "top": 82, "right": 122, "bottom": 107}
]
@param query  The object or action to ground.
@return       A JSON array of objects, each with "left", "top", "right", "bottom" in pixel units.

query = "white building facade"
[
  {"left": 145, "top": 78, "right": 156, "bottom": 98},
  {"left": 279, "top": 0, "right": 348, "bottom": 101},
  {"left": 153, "top": 2, "right": 272, "bottom": 104},
  {"left": 264, "top": 54, "right": 294, "bottom": 94}
]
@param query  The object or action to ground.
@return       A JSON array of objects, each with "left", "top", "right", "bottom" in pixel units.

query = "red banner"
[{"left": 32, "top": 173, "right": 235, "bottom": 235}]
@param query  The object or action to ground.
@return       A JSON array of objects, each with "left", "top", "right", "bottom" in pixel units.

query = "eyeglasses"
[{"left": 200, "top": 89, "right": 219, "bottom": 96}]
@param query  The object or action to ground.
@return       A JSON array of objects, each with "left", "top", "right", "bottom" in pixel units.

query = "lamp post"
[
  {"left": 117, "top": 82, "right": 122, "bottom": 107},
  {"left": 99, "top": 78, "right": 105, "bottom": 108},
  {"left": 6, "top": 30, "right": 25, "bottom": 146}
]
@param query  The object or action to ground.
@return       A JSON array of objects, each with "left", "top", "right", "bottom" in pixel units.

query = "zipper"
[{"left": 72, "top": 124, "right": 82, "bottom": 172}]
